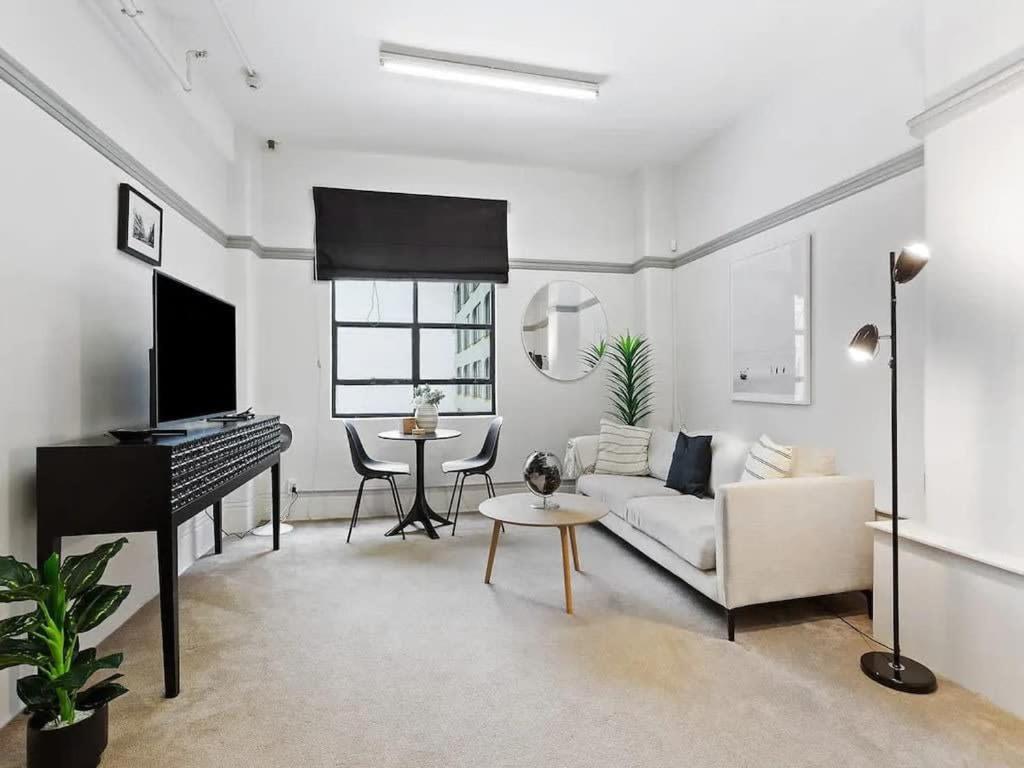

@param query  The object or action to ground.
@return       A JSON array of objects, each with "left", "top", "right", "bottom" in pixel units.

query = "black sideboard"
[{"left": 36, "top": 415, "right": 283, "bottom": 698}]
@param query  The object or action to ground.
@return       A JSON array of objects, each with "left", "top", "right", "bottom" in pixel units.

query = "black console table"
[{"left": 36, "top": 416, "right": 283, "bottom": 698}]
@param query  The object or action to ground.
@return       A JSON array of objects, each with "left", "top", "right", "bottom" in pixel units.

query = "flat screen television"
[{"left": 152, "top": 272, "right": 236, "bottom": 425}]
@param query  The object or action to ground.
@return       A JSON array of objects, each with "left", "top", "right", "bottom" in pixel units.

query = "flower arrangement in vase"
[{"left": 412, "top": 384, "right": 445, "bottom": 431}]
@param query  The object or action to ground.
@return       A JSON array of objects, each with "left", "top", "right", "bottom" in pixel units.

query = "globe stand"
[{"left": 530, "top": 495, "right": 559, "bottom": 510}]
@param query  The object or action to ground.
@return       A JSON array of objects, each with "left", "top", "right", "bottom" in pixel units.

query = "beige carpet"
[{"left": 2, "top": 516, "right": 1022, "bottom": 768}]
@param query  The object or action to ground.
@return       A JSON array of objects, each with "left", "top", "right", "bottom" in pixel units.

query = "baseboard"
[{"left": 252, "top": 480, "right": 575, "bottom": 522}]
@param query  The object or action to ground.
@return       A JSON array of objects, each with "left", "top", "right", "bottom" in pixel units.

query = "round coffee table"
[{"left": 478, "top": 493, "right": 609, "bottom": 614}]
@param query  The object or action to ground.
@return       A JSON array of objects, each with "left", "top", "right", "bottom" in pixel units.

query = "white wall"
[
  {"left": 668, "top": 36, "right": 927, "bottom": 513},
  {"left": 0, "top": 5, "right": 252, "bottom": 726},
  {"left": 673, "top": 15, "right": 923, "bottom": 253},
  {"left": 252, "top": 147, "right": 638, "bottom": 519},
  {"left": 673, "top": 172, "right": 926, "bottom": 513},
  {"left": 259, "top": 146, "right": 636, "bottom": 263}
]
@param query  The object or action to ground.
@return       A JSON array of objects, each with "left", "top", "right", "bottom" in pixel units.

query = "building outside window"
[{"left": 332, "top": 280, "right": 495, "bottom": 417}]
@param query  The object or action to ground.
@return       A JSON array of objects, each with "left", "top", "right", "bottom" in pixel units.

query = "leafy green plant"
[
  {"left": 602, "top": 333, "right": 655, "bottom": 426},
  {"left": 580, "top": 339, "right": 607, "bottom": 372},
  {"left": 0, "top": 539, "right": 131, "bottom": 726}
]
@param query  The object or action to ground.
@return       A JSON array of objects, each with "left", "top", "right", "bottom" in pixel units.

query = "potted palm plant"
[
  {"left": 600, "top": 333, "right": 654, "bottom": 426},
  {"left": 0, "top": 538, "right": 131, "bottom": 768}
]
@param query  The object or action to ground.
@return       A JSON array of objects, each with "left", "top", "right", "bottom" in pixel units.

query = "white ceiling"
[{"left": 150, "top": 0, "right": 914, "bottom": 173}]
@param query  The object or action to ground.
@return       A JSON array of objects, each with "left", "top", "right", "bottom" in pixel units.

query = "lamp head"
[
  {"left": 894, "top": 243, "right": 930, "bottom": 284},
  {"left": 849, "top": 324, "right": 880, "bottom": 363}
]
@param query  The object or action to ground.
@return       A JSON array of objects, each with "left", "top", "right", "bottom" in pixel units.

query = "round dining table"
[{"left": 378, "top": 428, "right": 461, "bottom": 539}]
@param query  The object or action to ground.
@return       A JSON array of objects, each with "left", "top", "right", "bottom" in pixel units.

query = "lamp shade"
[
  {"left": 849, "top": 324, "right": 880, "bottom": 362},
  {"left": 894, "top": 243, "right": 930, "bottom": 284}
]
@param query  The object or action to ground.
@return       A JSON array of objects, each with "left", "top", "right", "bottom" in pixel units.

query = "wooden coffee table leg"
[
  {"left": 559, "top": 526, "right": 574, "bottom": 614},
  {"left": 568, "top": 526, "right": 581, "bottom": 571},
  {"left": 484, "top": 520, "right": 501, "bottom": 584}
]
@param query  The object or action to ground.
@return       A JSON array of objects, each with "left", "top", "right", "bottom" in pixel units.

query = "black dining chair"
[
  {"left": 443, "top": 417, "right": 503, "bottom": 536},
  {"left": 343, "top": 420, "right": 409, "bottom": 543}
]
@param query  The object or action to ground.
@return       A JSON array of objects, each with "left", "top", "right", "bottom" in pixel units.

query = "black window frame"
[{"left": 332, "top": 280, "right": 497, "bottom": 418}]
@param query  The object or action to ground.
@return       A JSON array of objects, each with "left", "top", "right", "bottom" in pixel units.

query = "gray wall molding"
[
  {"left": 908, "top": 46, "right": 1024, "bottom": 139},
  {"left": 3, "top": 43, "right": 923, "bottom": 277},
  {"left": 671, "top": 146, "right": 924, "bottom": 268},
  {"left": 0, "top": 45, "right": 229, "bottom": 246}
]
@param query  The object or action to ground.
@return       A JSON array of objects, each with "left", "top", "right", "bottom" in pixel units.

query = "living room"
[{"left": 1, "top": 2, "right": 1022, "bottom": 766}]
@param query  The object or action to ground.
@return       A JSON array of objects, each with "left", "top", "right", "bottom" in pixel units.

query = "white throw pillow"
[
  {"left": 595, "top": 419, "right": 652, "bottom": 476},
  {"left": 647, "top": 428, "right": 678, "bottom": 481},
  {"left": 741, "top": 434, "right": 793, "bottom": 482}
]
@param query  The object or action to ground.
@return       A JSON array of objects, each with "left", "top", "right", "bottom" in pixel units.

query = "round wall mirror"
[{"left": 522, "top": 281, "right": 608, "bottom": 381}]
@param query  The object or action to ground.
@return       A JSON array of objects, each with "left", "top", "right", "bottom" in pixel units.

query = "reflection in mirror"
[{"left": 522, "top": 281, "right": 608, "bottom": 381}]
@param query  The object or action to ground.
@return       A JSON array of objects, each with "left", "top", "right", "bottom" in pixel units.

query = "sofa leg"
[
  {"left": 725, "top": 609, "right": 735, "bottom": 642},
  {"left": 862, "top": 589, "right": 873, "bottom": 621}
]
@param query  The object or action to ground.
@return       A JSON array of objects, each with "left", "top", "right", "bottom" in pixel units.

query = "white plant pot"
[{"left": 414, "top": 403, "right": 439, "bottom": 431}]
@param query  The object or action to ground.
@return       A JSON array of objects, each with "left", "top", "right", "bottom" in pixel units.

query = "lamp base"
[
  {"left": 251, "top": 522, "right": 293, "bottom": 537},
  {"left": 860, "top": 651, "right": 937, "bottom": 694}
]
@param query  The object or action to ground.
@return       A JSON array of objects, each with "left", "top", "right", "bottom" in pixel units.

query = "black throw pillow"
[{"left": 665, "top": 432, "right": 713, "bottom": 497}]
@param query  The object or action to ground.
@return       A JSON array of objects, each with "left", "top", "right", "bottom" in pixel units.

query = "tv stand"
[{"left": 37, "top": 416, "right": 283, "bottom": 698}]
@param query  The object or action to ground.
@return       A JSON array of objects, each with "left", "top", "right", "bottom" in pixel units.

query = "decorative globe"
[{"left": 523, "top": 451, "right": 562, "bottom": 509}]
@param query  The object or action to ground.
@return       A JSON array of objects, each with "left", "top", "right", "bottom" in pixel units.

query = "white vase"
[{"left": 414, "top": 403, "right": 439, "bottom": 431}]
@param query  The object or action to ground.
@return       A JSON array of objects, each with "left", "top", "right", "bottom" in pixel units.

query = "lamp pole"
[
  {"left": 888, "top": 250, "right": 901, "bottom": 669},
  {"left": 855, "top": 246, "right": 936, "bottom": 694}
]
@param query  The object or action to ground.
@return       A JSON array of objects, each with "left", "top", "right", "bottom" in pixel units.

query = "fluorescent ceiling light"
[{"left": 379, "top": 47, "right": 600, "bottom": 100}]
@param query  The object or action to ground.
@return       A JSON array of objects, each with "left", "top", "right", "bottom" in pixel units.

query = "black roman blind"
[{"left": 313, "top": 187, "right": 509, "bottom": 283}]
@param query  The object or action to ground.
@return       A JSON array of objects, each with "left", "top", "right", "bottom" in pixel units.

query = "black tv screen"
[{"left": 153, "top": 272, "right": 236, "bottom": 424}]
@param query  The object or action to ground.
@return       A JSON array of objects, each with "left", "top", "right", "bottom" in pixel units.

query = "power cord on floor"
[
  {"left": 204, "top": 490, "right": 299, "bottom": 541},
  {"left": 817, "top": 598, "right": 894, "bottom": 652}
]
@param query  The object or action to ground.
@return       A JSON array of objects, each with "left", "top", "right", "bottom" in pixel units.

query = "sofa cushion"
[
  {"left": 704, "top": 432, "right": 751, "bottom": 495},
  {"left": 665, "top": 432, "right": 712, "bottom": 496},
  {"left": 647, "top": 428, "right": 677, "bottom": 481},
  {"left": 792, "top": 445, "right": 837, "bottom": 477},
  {"left": 624, "top": 495, "right": 717, "bottom": 571},
  {"left": 576, "top": 473, "right": 680, "bottom": 518},
  {"left": 741, "top": 434, "right": 793, "bottom": 482},
  {"left": 595, "top": 419, "right": 652, "bottom": 476}
]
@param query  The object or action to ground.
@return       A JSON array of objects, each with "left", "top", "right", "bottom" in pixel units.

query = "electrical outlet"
[{"left": 288, "top": 478, "right": 298, "bottom": 495}]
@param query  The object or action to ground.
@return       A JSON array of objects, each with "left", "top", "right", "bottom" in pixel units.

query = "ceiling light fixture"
[{"left": 379, "top": 45, "right": 601, "bottom": 101}]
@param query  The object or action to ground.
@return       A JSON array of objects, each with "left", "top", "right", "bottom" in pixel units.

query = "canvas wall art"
[{"left": 730, "top": 236, "right": 811, "bottom": 405}]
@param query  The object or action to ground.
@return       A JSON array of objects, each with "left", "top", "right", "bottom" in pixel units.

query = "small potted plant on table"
[
  {"left": 0, "top": 538, "right": 132, "bottom": 768},
  {"left": 412, "top": 384, "right": 445, "bottom": 432}
]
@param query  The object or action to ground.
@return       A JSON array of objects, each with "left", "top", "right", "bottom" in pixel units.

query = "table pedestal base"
[{"left": 385, "top": 492, "right": 452, "bottom": 539}]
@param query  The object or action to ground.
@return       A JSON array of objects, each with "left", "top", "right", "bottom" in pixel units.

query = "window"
[{"left": 332, "top": 280, "right": 495, "bottom": 417}]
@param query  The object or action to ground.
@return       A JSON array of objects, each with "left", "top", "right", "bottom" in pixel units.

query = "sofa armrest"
[
  {"left": 714, "top": 476, "right": 874, "bottom": 609},
  {"left": 563, "top": 434, "right": 600, "bottom": 480}
]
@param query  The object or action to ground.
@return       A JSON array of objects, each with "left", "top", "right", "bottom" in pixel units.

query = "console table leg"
[
  {"left": 271, "top": 461, "right": 281, "bottom": 551},
  {"left": 212, "top": 502, "right": 222, "bottom": 555},
  {"left": 156, "top": 524, "right": 180, "bottom": 698}
]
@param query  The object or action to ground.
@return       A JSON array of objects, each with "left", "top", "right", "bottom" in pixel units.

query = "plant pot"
[
  {"left": 27, "top": 705, "right": 108, "bottom": 768},
  {"left": 414, "top": 403, "right": 439, "bottom": 431}
]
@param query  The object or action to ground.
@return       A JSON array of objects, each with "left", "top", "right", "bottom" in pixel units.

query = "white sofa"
[{"left": 566, "top": 429, "right": 874, "bottom": 639}]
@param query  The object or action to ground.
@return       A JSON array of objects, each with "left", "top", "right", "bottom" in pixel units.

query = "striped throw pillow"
[
  {"left": 741, "top": 434, "right": 793, "bottom": 482},
  {"left": 595, "top": 419, "right": 652, "bottom": 476}
]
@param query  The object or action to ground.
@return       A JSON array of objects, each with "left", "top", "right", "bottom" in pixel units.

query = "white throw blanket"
[{"left": 562, "top": 434, "right": 600, "bottom": 480}]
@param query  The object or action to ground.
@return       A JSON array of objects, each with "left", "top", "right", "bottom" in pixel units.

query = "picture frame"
[
  {"left": 730, "top": 235, "right": 812, "bottom": 405},
  {"left": 117, "top": 183, "right": 163, "bottom": 266}
]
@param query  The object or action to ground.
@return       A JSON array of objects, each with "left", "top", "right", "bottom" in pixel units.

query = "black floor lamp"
[{"left": 848, "top": 244, "right": 937, "bottom": 694}]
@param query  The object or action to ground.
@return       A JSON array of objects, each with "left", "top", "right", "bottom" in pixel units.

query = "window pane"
[
  {"left": 334, "top": 280, "right": 413, "bottom": 322},
  {"left": 337, "top": 327, "right": 411, "bottom": 379},
  {"left": 420, "top": 328, "right": 491, "bottom": 380},
  {"left": 419, "top": 282, "right": 493, "bottom": 324},
  {"left": 335, "top": 385, "right": 413, "bottom": 415},
  {"left": 431, "top": 384, "right": 493, "bottom": 414}
]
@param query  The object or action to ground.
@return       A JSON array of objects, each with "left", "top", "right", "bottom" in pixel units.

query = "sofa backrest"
[{"left": 707, "top": 432, "right": 751, "bottom": 495}]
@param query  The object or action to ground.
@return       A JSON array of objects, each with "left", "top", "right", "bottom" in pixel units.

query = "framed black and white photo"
[
  {"left": 117, "top": 183, "right": 163, "bottom": 266},
  {"left": 730, "top": 235, "right": 812, "bottom": 405}
]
